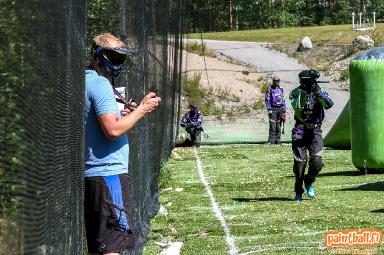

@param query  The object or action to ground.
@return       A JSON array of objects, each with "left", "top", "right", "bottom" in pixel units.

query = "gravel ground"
[{"left": 265, "top": 43, "right": 354, "bottom": 91}]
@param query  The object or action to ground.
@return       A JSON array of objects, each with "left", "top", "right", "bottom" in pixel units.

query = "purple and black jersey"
[
  {"left": 289, "top": 85, "right": 333, "bottom": 125},
  {"left": 181, "top": 110, "right": 203, "bottom": 128},
  {"left": 265, "top": 86, "right": 286, "bottom": 112}
]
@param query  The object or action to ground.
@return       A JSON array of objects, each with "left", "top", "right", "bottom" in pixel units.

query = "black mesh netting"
[
  {"left": 0, "top": 0, "right": 183, "bottom": 254},
  {"left": 87, "top": 0, "right": 184, "bottom": 254}
]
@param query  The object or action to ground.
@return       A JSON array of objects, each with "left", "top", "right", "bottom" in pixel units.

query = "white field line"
[{"left": 194, "top": 147, "right": 239, "bottom": 255}]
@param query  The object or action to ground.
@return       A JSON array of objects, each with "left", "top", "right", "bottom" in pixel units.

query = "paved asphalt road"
[{"left": 187, "top": 39, "right": 350, "bottom": 131}]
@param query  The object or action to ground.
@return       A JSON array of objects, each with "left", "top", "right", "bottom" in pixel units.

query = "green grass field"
[
  {"left": 144, "top": 145, "right": 384, "bottom": 255},
  {"left": 188, "top": 24, "right": 384, "bottom": 45}
]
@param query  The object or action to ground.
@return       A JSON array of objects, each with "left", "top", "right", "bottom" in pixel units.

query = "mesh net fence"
[
  {"left": 0, "top": 1, "right": 87, "bottom": 254},
  {"left": 0, "top": 0, "right": 183, "bottom": 254}
]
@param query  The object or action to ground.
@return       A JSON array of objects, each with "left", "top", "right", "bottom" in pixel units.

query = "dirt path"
[{"left": 184, "top": 39, "right": 349, "bottom": 136}]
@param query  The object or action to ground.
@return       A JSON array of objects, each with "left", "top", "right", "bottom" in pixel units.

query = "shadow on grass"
[
  {"left": 338, "top": 181, "right": 384, "bottom": 191},
  {"left": 318, "top": 170, "right": 362, "bottom": 177},
  {"left": 370, "top": 208, "right": 384, "bottom": 213},
  {"left": 285, "top": 170, "right": 362, "bottom": 179},
  {"left": 232, "top": 197, "right": 293, "bottom": 202},
  {"left": 175, "top": 138, "right": 194, "bottom": 147}
]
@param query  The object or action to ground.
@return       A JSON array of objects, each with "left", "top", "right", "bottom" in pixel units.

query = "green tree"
[
  {"left": 0, "top": 0, "right": 23, "bottom": 220},
  {"left": 185, "top": 0, "right": 372, "bottom": 32},
  {"left": 330, "top": 0, "right": 353, "bottom": 24}
]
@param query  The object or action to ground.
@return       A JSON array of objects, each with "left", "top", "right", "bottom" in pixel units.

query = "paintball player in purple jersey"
[
  {"left": 289, "top": 69, "right": 334, "bottom": 202},
  {"left": 180, "top": 103, "right": 203, "bottom": 147},
  {"left": 265, "top": 75, "right": 286, "bottom": 144}
]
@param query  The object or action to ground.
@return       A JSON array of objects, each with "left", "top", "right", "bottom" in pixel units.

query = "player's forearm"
[
  {"left": 318, "top": 90, "right": 334, "bottom": 109},
  {"left": 265, "top": 99, "right": 271, "bottom": 110},
  {"left": 105, "top": 109, "right": 146, "bottom": 139},
  {"left": 99, "top": 92, "right": 161, "bottom": 140},
  {"left": 290, "top": 98, "right": 299, "bottom": 111}
]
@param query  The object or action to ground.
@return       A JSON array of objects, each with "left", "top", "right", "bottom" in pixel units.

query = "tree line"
[{"left": 185, "top": 0, "right": 384, "bottom": 32}]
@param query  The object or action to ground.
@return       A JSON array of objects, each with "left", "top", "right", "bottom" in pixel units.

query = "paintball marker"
[
  {"left": 111, "top": 78, "right": 138, "bottom": 109},
  {"left": 299, "top": 69, "right": 331, "bottom": 94},
  {"left": 312, "top": 80, "right": 330, "bottom": 93},
  {"left": 281, "top": 113, "right": 286, "bottom": 134},
  {"left": 299, "top": 69, "right": 330, "bottom": 84},
  {"left": 201, "top": 129, "right": 210, "bottom": 139},
  {"left": 114, "top": 89, "right": 138, "bottom": 109}
]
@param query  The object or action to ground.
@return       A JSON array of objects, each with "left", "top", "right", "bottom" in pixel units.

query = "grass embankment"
[
  {"left": 181, "top": 73, "right": 265, "bottom": 120},
  {"left": 188, "top": 24, "right": 384, "bottom": 45},
  {"left": 144, "top": 145, "right": 384, "bottom": 255}
]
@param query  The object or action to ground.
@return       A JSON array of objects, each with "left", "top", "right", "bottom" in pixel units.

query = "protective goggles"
[
  {"left": 103, "top": 47, "right": 132, "bottom": 65},
  {"left": 95, "top": 46, "right": 133, "bottom": 77}
]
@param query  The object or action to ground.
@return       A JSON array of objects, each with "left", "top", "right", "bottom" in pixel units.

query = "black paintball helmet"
[
  {"left": 189, "top": 103, "right": 198, "bottom": 111},
  {"left": 299, "top": 69, "right": 320, "bottom": 86}
]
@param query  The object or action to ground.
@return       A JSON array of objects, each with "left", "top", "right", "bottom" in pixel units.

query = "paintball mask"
[
  {"left": 272, "top": 75, "right": 280, "bottom": 87},
  {"left": 190, "top": 103, "right": 198, "bottom": 111},
  {"left": 94, "top": 46, "right": 133, "bottom": 77},
  {"left": 298, "top": 69, "right": 320, "bottom": 88}
]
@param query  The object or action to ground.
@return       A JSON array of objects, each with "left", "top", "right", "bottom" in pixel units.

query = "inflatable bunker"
[
  {"left": 324, "top": 100, "right": 351, "bottom": 149},
  {"left": 350, "top": 47, "right": 384, "bottom": 172}
]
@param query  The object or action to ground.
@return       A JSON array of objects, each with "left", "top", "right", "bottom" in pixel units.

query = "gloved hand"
[
  {"left": 281, "top": 113, "right": 286, "bottom": 122},
  {"left": 312, "top": 83, "right": 321, "bottom": 95},
  {"left": 186, "top": 123, "right": 194, "bottom": 129},
  {"left": 268, "top": 110, "right": 273, "bottom": 119}
]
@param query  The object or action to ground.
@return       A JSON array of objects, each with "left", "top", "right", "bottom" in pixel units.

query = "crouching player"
[{"left": 181, "top": 103, "right": 203, "bottom": 147}]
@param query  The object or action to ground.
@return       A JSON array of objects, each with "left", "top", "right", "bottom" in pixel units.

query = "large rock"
[
  {"left": 353, "top": 35, "right": 374, "bottom": 50},
  {"left": 298, "top": 36, "right": 313, "bottom": 50}
]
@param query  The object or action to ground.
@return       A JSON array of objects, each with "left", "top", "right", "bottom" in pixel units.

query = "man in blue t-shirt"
[{"left": 84, "top": 33, "right": 161, "bottom": 255}]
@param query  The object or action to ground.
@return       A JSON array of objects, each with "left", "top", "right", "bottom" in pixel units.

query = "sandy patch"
[{"left": 182, "top": 51, "right": 265, "bottom": 105}]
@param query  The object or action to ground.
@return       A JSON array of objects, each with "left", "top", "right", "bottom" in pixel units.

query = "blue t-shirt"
[{"left": 84, "top": 70, "right": 129, "bottom": 177}]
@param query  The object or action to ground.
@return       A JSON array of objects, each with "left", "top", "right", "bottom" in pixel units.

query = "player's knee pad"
[
  {"left": 309, "top": 155, "right": 323, "bottom": 171},
  {"left": 293, "top": 160, "right": 307, "bottom": 175}
]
